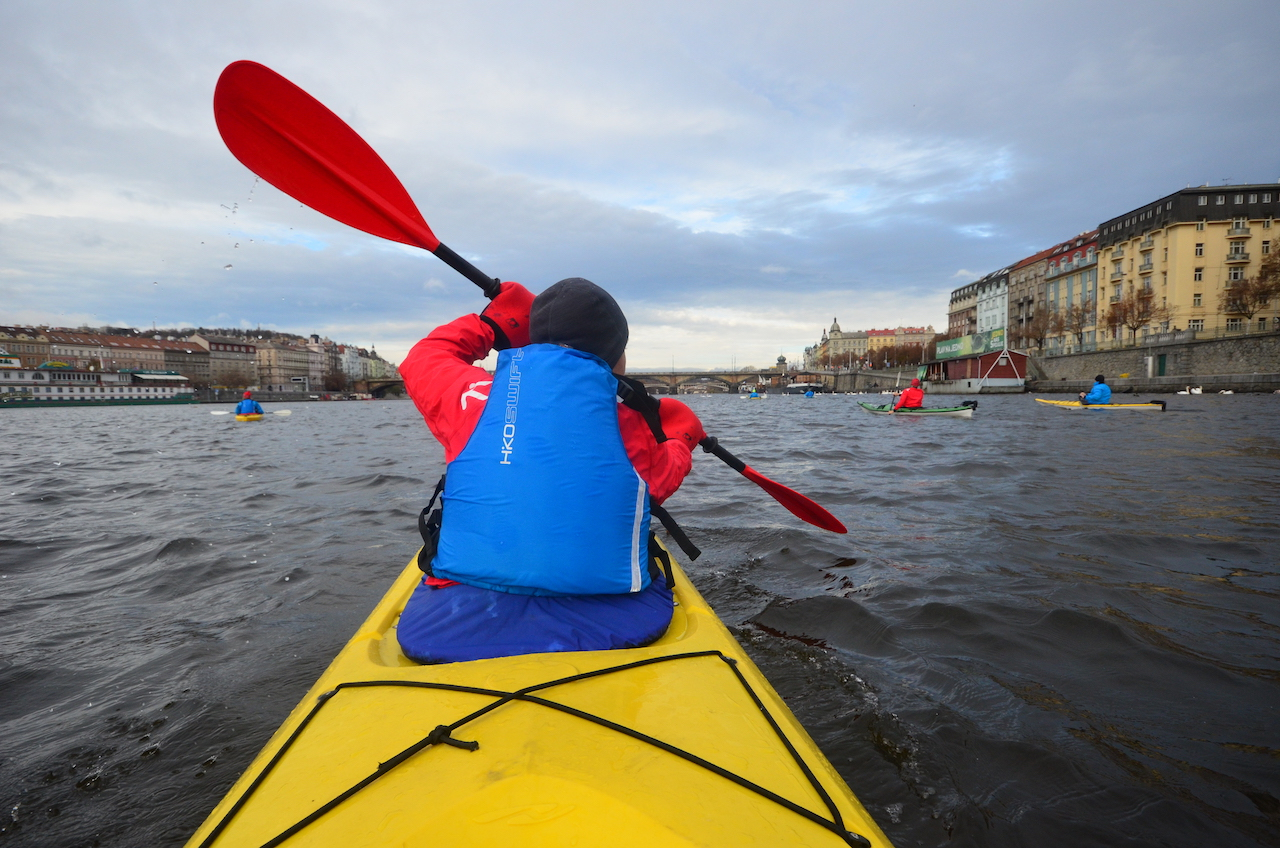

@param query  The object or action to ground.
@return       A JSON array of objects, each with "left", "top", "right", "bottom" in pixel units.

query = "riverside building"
[
  {"left": 975, "top": 268, "right": 1011, "bottom": 333},
  {"left": 256, "top": 340, "right": 313, "bottom": 393},
  {"left": 1007, "top": 244, "right": 1057, "bottom": 347},
  {"left": 949, "top": 182, "right": 1280, "bottom": 356},
  {"left": 0, "top": 326, "right": 50, "bottom": 368},
  {"left": 948, "top": 282, "right": 980, "bottom": 337},
  {"left": 1043, "top": 232, "right": 1099, "bottom": 354},
  {"left": 1097, "top": 184, "right": 1279, "bottom": 340},
  {"left": 188, "top": 334, "right": 258, "bottom": 387}
]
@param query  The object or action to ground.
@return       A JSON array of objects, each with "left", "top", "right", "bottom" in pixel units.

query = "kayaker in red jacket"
[
  {"left": 892, "top": 378, "right": 925, "bottom": 411},
  {"left": 393, "top": 278, "right": 706, "bottom": 662},
  {"left": 400, "top": 279, "right": 700, "bottom": 503},
  {"left": 400, "top": 277, "right": 704, "bottom": 594}
]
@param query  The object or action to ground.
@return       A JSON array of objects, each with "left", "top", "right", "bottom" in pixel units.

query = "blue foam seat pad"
[{"left": 395, "top": 577, "right": 675, "bottom": 664}]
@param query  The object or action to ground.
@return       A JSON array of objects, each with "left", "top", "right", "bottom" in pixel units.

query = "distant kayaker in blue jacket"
[
  {"left": 1079, "top": 375, "right": 1111, "bottom": 405},
  {"left": 235, "top": 390, "right": 264, "bottom": 415}
]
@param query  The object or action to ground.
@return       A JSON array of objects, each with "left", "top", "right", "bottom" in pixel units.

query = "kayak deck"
[
  {"left": 185, "top": 555, "right": 892, "bottom": 848},
  {"left": 858, "top": 401, "right": 974, "bottom": 418},
  {"left": 235, "top": 413, "right": 264, "bottom": 421},
  {"left": 1035, "top": 398, "right": 1166, "bottom": 411}
]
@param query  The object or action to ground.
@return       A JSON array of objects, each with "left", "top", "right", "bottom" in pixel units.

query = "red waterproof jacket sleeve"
[
  {"left": 617, "top": 406, "right": 693, "bottom": 504},
  {"left": 401, "top": 315, "right": 693, "bottom": 501},
  {"left": 401, "top": 314, "right": 496, "bottom": 463}
]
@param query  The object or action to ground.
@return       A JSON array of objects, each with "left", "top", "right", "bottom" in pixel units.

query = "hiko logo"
[{"left": 499, "top": 349, "right": 524, "bottom": 465}]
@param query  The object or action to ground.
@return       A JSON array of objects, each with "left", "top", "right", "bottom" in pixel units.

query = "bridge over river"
[
  {"left": 627, "top": 371, "right": 802, "bottom": 393},
  {"left": 351, "top": 368, "right": 919, "bottom": 398}
]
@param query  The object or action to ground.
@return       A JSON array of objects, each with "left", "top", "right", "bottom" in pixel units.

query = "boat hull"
[
  {"left": 0, "top": 397, "right": 198, "bottom": 409},
  {"left": 183, "top": 555, "right": 893, "bottom": 848},
  {"left": 235, "top": 413, "right": 264, "bottom": 421},
  {"left": 1035, "top": 398, "right": 1166, "bottom": 411},
  {"left": 858, "top": 402, "right": 974, "bottom": 418}
]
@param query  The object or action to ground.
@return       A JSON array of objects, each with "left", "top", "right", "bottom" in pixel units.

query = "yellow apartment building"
[
  {"left": 867, "top": 329, "right": 897, "bottom": 351},
  {"left": 1096, "top": 184, "right": 1278, "bottom": 343}
]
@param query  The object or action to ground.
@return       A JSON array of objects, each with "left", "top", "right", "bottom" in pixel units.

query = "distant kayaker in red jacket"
[{"left": 892, "top": 378, "right": 925, "bottom": 411}]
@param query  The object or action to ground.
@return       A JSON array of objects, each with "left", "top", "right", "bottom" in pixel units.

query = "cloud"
[{"left": 1, "top": 0, "right": 1278, "bottom": 367}]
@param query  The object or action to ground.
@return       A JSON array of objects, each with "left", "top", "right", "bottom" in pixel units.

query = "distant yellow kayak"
[
  {"left": 184, "top": 552, "right": 893, "bottom": 848},
  {"left": 234, "top": 413, "right": 264, "bottom": 422},
  {"left": 1035, "top": 398, "right": 1166, "bottom": 411}
]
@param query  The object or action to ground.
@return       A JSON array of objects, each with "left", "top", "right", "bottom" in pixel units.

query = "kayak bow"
[{"left": 185, "top": 551, "right": 893, "bottom": 848}]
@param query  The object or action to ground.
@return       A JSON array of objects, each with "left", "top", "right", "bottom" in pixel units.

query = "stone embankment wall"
[
  {"left": 833, "top": 369, "right": 917, "bottom": 393},
  {"left": 1029, "top": 333, "right": 1280, "bottom": 394}
]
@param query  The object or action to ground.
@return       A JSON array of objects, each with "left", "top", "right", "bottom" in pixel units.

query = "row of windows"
[
  {"left": 212, "top": 343, "right": 253, "bottom": 352},
  {"left": 1193, "top": 240, "right": 1271, "bottom": 256},
  {"left": 1198, "top": 193, "right": 1274, "bottom": 206},
  {"left": 1107, "top": 205, "right": 1276, "bottom": 237},
  {"left": 1110, "top": 202, "right": 1176, "bottom": 231},
  {"left": 1, "top": 385, "right": 178, "bottom": 394}
]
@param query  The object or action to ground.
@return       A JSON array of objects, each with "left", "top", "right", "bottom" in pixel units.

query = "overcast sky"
[{"left": 3, "top": 0, "right": 1278, "bottom": 369}]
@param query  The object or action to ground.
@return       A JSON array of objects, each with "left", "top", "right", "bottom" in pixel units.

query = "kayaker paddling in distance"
[
  {"left": 397, "top": 277, "right": 708, "bottom": 663},
  {"left": 1078, "top": 374, "right": 1112, "bottom": 405},
  {"left": 891, "top": 377, "right": 925, "bottom": 412},
  {"left": 234, "top": 390, "right": 264, "bottom": 416}
]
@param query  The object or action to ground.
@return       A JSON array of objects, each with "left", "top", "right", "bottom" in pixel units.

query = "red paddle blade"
[
  {"left": 741, "top": 465, "right": 847, "bottom": 534},
  {"left": 213, "top": 61, "right": 441, "bottom": 251}
]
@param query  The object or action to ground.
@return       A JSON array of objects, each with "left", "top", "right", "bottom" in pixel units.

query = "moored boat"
[
  {"left": 858, "top": 401, "right": 976, "bottom": 418},
  {"left": 183, "top": 553, "right": 893, "bottom": 848},
  {"left": 0, "top": 357, "right": 197, "bottom": 408},
  {"left": 1035, "top": 398, "right": 1166, "bottom": 412}
]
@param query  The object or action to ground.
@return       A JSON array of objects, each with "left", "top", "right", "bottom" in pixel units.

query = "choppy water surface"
[{"left": 1, "top": 395, "right": 1278, "bottom": 847}]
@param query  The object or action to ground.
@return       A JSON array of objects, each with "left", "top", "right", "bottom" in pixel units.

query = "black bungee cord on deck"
[{"left": 196, "top": 651, "right": 873, "bottom": 848}]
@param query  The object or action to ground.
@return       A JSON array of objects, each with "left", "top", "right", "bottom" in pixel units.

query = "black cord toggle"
[{"left": 426, "top": 724, "right": 479, "bottom": 752}]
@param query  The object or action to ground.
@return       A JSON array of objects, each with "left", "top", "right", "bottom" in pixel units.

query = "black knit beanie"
[{"left": 529, "top": 278, "right": 628, "bottom": 367}]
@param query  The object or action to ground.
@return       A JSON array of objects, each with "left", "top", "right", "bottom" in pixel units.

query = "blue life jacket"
[
  {"left": 431, "top": 344, "right": 652, "bottom": 596},
  {"left": 235, "top": 398, "right": 263, "bottom": 414}
]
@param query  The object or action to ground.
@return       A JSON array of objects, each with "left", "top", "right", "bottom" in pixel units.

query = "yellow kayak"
[
  {"left": 1035, "top": 398, "right": 1166, "bottom": 411},
  {"left": 235, "top": 413, "right": 264, "bottom": 422},
  {"left": 184, "top": 553, "right": 893, "bottom": 848}
]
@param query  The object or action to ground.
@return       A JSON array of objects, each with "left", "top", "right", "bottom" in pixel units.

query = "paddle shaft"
[
  {"left": 699, "top": 437, "right": 745, "bottom": 472},
  {"left": 434, "top": 244, "right": 502, "bottom": 299}
]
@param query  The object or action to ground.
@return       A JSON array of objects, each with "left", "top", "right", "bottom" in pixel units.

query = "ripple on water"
[{"left": 0, "top": 396, "right": 1278, "bottom": 847}]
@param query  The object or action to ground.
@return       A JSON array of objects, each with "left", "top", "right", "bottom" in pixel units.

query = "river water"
[{"left": 1, "top": 394, "right": 1278, "bottom": 847}]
